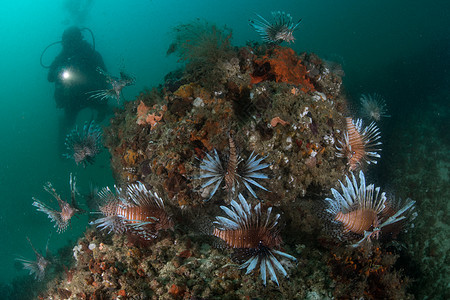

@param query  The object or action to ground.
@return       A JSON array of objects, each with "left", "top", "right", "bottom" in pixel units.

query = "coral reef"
[
  {"left": 167, "top": 19, "right": 234, "bottom": 90},
  {"left": 105, "top": 44, "right": 348, "bottom": 211},
  {"left": 136, "top": 101, "right": 167, "bottom": 128},
  {"left": 41, "top": 228, "right": 329, "bottom": 299},
  {"left": 250, "top": 47, "right": 314, "bottom": 92},
  {"left": 37, "top": 40, "right": 416, "bottom": 298},
  {"left": 327, "top": 245, "right": 412, "bottom": 299},
  {"left": 39, "top": 224, "right": 413, "bottom": 299}
]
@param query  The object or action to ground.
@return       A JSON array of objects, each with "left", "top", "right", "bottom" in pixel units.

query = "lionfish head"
[
  {"left": 72, "top": 145, "right": 89, "bottom": 164},
  {"left": 275, "top": 28, "right": 295, "bottom": 43},
  {"left": 37, "top": 255, "right": 50, "bottom": 273},
  {"left": 65, "top": 121, "right": 102, "bottom": 166},
  {"left": 370, "top": 110, "right": 381, "bottom": 122},
  {"left": 61, "top": 202, "right": 78, "bottom": 223},
  {"left": 360, "top": 94, "right": 389, "bottom": 122},
  {"left": 158, "top": 213, "right": 175, "bottom": 231}
]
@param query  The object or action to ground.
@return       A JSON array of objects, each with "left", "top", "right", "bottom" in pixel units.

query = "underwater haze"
[{"left": 0, "top": 0, "right": 448, "bottom": 298}]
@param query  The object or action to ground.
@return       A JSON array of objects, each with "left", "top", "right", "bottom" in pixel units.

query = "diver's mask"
[{"left": 40, "top": 27, "right": 95, "bottom": 69}]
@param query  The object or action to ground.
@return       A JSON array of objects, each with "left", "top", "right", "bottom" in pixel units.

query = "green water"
[{"left": 0, "top": 0, "right": 448, "bottom": 298}]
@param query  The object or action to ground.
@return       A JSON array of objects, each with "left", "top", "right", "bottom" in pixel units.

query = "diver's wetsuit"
[
  {"left": 48, "top": 40, "right": 108, "bottom": 124},
  {"left": 48, "top": 36, "right": 109, "bottom": 153}
]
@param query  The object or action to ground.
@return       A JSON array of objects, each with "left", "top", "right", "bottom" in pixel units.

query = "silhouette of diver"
[{"left": 47, "top": 26, "right": 110, "bottom": 151}]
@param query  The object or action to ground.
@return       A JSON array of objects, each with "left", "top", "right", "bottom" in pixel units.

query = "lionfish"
[
  {"left": 88, "top": 67, "right": 135, "bottom": 103},
  {"left": 336, "top": 117, "right": 382, "bottom": 171},
  {"left": 360, "top": 93, "right": 390, "bottom": 121},
  {"left": 90, "top": 182, "right": 173, "bottom": 240},
  {"left": 16, "top": 237, "right": 51, "bottom": 281},
  {"left": 32, "top": 174, "right": 79, "bottom": 233},
  {"left": 325, "top": 171, "right": 416, "bottom": 247},
  {"left": 198, "top": 136, "right": 270, "bottom": 201},
  {"left": 249, "top": 11, "right": 302, "bottom": 44},
  {"left": 213, "top": 194, "right": 296, "bottom": 285},
  {"left": 64, "top": 120, "right": 102, "bottom": 167}
]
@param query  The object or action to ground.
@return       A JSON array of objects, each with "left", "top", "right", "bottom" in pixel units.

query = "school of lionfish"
[{"left": 18, "top": 11, "right": 416, "bottom": 287}]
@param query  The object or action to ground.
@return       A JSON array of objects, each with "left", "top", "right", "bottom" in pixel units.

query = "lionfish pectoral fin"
[
  {"left": 206, "top": 178, "right": 224, "bottom": 201},
  {"left": 243, "top": 177, "right": 268, "bottom": 191},
  {"left": 127, "top": 219, "right": 157, "bottom": 229},
  {"left": 265, "top": 258, "right": 279, "bottom": 286},
  {"left": 268, "top": 253, "right": 288, "bottom": 277},
  {"left": 260, "top": 259, "right": 267, "bottom": 285},
  {"left": 351, "top": 230, "right": 375, "bottom": 247},
  {"left": 32, "top": 200, "right": 59, "bottom": 223},
  {"left": 271, "top": 249, "right": 297, "bottom": 262},
  {"left": 242, "top": 181, "right": 258, "bottom": 199},
  {"left": 293, "top": 19, "right": 303, "bottom": 30},
  {"left": 241, "top": 255, "right": 259, "bottom": 274}
]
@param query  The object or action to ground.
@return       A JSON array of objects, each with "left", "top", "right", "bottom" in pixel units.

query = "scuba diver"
[{"left": 42, "top": 26, "right": 110, "bottom": 152}]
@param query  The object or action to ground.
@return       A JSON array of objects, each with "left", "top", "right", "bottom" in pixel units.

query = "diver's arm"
[{"left": 48, "top": 55, "right": 64, "bottom": 82}]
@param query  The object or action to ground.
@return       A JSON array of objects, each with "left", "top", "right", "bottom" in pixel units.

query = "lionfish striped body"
[
  {"left": 198, "top": 136, "right": 270, "bottom": 201},
  {"left": 335, "top": 209, "right": 379, "bottom": 235},
  {"left": 91, "top": 182, "right": 173, "bottom": 240},
  {"left": 64, "top": 120, "right": 103, "bottom": 167},
  {"left": 336, "top": 117, "right": 382, "bottom": 171},
  {"left": 224, "top": 137, "right": 238, "bottom": 191},
  {"left": 249, "top": 11, "right": 302, "bottom": 44},
  {"left": 32, "top": 174, "right": 79, "bottom": 233},
  {"left": 213, "top": 194, "right": 296, "bottom": 286},
  {"left": 213, "top": 226, "right": 281, "bottom": 250},
  {"left": 325, "top": 171, "right": 416, "bottom": 247}
]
